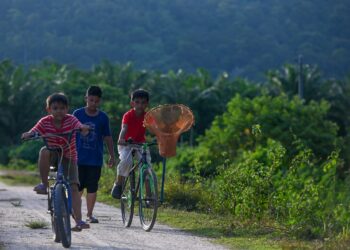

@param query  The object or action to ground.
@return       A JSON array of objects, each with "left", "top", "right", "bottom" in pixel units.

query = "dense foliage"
[
  {"left": 1, "top": 59, "right": 350, "bottom": 240},
  {"left": 1, "top": 0, "right": 350, "bottom": 79}
]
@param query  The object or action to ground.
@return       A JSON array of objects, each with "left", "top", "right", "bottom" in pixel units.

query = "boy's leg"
[
  {"left": 85, "top": 166, "right": 102, "bottom": 223},
  {"left": 66, "top": 160, "right": 89, "bottom": 230},
  {"left": 78, "top": 164, "right": 86, "bottom": 197},
  {"left": 86, "top": 193, "right": 97, "bottom": 217},
  {"left": 111, "top": 146, "right": 132, "bottom": 199},
  {"left": 116, "top": 146, "right": 133, "bottom": 182},
  {"left": 116, "top": 175, "right": 125, "bottom": 186},
  {"left": 71, "top": 183, "right": 82, "bottom": 222},
  {"left": 34, "top": 147, "right": 50, "bottom": 193}
]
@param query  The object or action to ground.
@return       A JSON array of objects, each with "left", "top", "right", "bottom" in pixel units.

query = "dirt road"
[{"left": 0, "top": 182, "right": 226, "bottom": 250}]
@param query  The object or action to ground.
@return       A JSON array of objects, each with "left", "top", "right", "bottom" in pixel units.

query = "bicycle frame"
[
  {"left": 120, "top": 141, "right": 158, "bottom": 231},
  {"left": 49, "top": 155, "right": 73, "bottom": 216},
  {"left": 126, "top": 142, "right": 156, "bottom": 192}
]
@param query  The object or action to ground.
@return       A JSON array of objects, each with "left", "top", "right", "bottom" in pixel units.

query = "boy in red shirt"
[
  {"left": 111, "top": 89, "right": 151, "bottom": 199},
  {"left": 22, "top": 92, "right": 91, "bottom": 231}
]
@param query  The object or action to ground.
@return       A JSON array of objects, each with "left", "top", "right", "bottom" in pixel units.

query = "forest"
[
  {"left": 1, "top": 59, "right": 350, "bottom": 240},
  {"left": 0, "top": 0, "right": 349, "bottom": 80}
]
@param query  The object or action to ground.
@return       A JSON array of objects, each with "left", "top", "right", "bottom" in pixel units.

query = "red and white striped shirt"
[{"left": 30, "top": 114, "right": 82, "bottom": 161}]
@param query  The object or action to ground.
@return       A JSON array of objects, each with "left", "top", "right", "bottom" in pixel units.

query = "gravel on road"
[{"left": 0, "top": 182, "right": 227, "bottom": 250}]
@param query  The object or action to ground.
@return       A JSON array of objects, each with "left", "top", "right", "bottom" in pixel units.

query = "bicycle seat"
[{"left": 50, "top": 165, "right": 58, "bottom": 172}]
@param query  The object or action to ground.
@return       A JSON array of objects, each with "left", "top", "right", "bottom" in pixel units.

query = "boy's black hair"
[
  {"left": 46, "top": 92, "right": 68, "bottom": 108},
  {"left": 131, "top": 89, "right": 149, "bottom": 102},
  {"left": 86, "top": 85, "right": 102, "bottom": 98}
]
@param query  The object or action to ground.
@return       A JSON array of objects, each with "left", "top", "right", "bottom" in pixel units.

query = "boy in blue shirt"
[{"left": 73, "top": 86, "right": 115, "bottom": 223}]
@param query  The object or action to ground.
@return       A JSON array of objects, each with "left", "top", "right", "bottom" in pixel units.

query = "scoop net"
[{"left": 144, "top": 104, "right": 195, "bottom": 158}]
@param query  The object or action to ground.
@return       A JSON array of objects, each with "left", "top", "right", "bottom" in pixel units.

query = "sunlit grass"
[{"left": 3, "top": 167, "right": 350, "bottom": 249}]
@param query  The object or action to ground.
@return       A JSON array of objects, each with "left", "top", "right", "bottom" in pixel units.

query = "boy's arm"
[
  {"left": 21, "top": 118, "right": 45, "bottom": 139},
  {"left": 118, "top": 124, "right": 128, "bottom": 144},
  {"left": 21, "top": 131, "right": 35, "bottom": 139},
  {"left": 70, "top": 115, "right": 90, "bottom": 136},
  {"left": 79, "top": 124, "right": 90, "bottom": 136},
  {"left": 104, "top": 136, "right": 116, "bottom": 168}
]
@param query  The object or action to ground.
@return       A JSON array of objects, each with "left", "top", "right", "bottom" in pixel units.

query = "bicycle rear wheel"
[
  {"left": 54, "top": 183, "right": 71, "bottom": 248},
  {"left": 139, "top": 167, "right": 158, "bottom": 231},
  {"left": 121, "top": 170, "right": 135, "bottom": 227}
]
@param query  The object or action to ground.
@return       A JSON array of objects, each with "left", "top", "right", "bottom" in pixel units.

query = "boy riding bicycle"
[
  {"left": 21, "top": 92, "right": 91, "bottom": 231},
  {"left": 111, "top": 89, "right": 151, "bottom": 199}
]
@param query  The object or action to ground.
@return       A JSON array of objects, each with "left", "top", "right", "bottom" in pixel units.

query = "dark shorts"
[{"left": 78, "top": 165, "right": 102, "bottom": 193}]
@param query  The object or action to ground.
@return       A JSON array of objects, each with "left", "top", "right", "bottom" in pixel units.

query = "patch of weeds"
[
  {"left": 10, "top": 199, "right": 22, "bottom": 207},
  {"left": 0, "top": 173, "right": 38, "bottom": 186},
  {"left": 25, "top": 220, "right": 48, "bottom": 229}
]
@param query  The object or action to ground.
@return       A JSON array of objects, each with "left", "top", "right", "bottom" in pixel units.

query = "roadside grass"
[
  {"left": 0, "top": 166, "right": 38, "bottom": 186},
  {"left": 25, "top": 220, "right": 48, "bottom": 229},
  {"left": 0, "top": 174, "right": 38, "bottom": 186},
  {"left": 97, "top": 168, "right": 325, "bottom": 249},
  {"left": 10, "top": 199, "right": 22, "bottom": 207},
  {"left": 3, "top": 167, "right": 349, "bottom": 249}
]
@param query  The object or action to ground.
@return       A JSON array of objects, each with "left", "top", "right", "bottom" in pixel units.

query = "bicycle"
[
  {"left": 120, "top": 140, "right": 159, "bottom": 231},
  {"left": 23, "top": 128, "right": 82, "bottom": 248}
]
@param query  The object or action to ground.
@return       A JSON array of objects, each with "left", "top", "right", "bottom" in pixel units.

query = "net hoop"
[{"left": 144, "top": 104, "right": 194, "bottom": 157}]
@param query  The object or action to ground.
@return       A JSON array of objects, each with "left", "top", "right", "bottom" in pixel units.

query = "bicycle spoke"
[
  {"left": 139, "top": 168, "right": 158, "bottom": 231},
  {"left": 121, "top": 171, "right": 135, "bottom": 227},
  {"left": 54, "top": 184, "right": 71, "bottom": 248}
]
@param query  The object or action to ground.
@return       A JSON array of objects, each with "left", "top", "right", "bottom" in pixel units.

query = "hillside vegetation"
[
  {"left": 0, "top": 0, "right": 349, "bottom": 79},
  {"left": 1, "top": 60, "right": 350, "bottom": 244}
]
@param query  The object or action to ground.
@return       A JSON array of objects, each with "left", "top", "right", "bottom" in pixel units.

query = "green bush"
[
  {"left": 163, "top": 173, "right": 208, "bottom": 211},
  {"left": 8, "top": 140, "right": 43, "bottom": 164},
  {"left": 0, "top": 147, "right": 10, "bottom": 164},
  {"left": 213, "top": 139, "right": 285, "bottom": 219},
  {"left": 98, "top": 167, "right": 116, "bottom": 196},
  {"left": 193, "top": 95, "right": 339, "bottom": 178}
]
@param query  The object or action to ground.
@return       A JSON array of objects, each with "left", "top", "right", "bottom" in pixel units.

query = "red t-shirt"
[
  {"left": 30, "top": 114, "right": 82, "bottom": 161},
  {"left": 122, "top": 109, "right": 146, "bottom": 143}
]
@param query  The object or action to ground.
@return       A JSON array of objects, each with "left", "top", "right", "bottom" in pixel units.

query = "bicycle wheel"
[
  {"left": 139, "top": 167, "right": 158, "bottom": 231},
  {"left": 121, "top": 170, "right": 135, "bottom": 227},
  {"left": 49, "top": 186, "right": 60, "bottom": 243},
  {"left": 54, "top": 183, "right": 71, "bottom": 248}
]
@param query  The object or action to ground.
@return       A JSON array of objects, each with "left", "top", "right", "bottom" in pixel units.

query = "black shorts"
[{"left": 78, "top": 165, "right": 102, "bottom": 193}]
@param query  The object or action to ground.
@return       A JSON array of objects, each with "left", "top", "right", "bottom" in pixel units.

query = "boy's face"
[
  {"left": 131, "top": 97, "right": 148, "bottom": 113},
  {"left": 85, "top": 95, "right": 101, "bottom": 111},
  {"left": 47, "top": 102, "right": 68, "bottom": 121}
]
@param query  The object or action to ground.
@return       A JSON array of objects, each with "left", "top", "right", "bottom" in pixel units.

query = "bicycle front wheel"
[
  {"left": 139, "top": 167, "right": 158, "bottom": 231},
  {"left": 49, "top": 186, "right": 60, "bottom": 243},
  {"left": 54, "top": 183, "right": 71, "bottom": 248},
  {"left": 121, "top": 170, "right": 135, "bottom": 227}
]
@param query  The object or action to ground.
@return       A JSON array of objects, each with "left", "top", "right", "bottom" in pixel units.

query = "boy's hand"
[
  {"left": 21, "top": 132, "right": 34, "bottom": 140},
  {"left": 118, "top": 138, "right": 126, "bottom": 145},
  {"left": 107, "top": 156, "right": 116, "bottom": 168},
  {"left": 80, "top": 124, "right": 91, "bottom": 136}
]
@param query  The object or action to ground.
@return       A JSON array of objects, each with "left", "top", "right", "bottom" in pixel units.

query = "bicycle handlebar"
[
  {"left": 22, "top": 128, "right": 93, "bottom": 141},
  {"left": 118, "top": 139, "right": 158, "bottom": 147}
]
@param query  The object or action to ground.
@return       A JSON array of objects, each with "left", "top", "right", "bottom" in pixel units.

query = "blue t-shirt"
[{"left": 73, "top": 107, "right": 111, "bottom": 167}]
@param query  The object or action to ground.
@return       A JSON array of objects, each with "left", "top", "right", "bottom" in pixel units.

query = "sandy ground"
[{"left": 0, "top": 182, "right": 227, "bottom": 250}]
